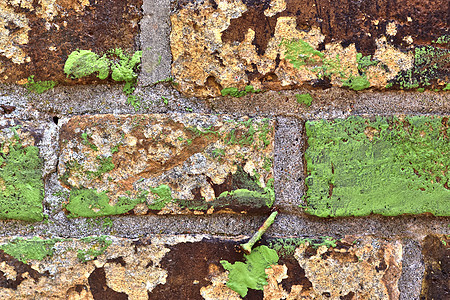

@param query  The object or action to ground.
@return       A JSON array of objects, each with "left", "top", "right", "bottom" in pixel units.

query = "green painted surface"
[
  {"left": 305, "top": 116, "right": 450, "bottom": 217},
  {"left": 221, "top": 245, "right": 278, "bottom": 297},
  {"left": 0, "top": 130, "right": 44, "bottom": 222},
  {"left": 0, "top": 237, "right": 61, "bottom": 263}
]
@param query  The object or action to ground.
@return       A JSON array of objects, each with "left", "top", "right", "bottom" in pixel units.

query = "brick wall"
[{"left": 0, "top": 0, "right": 448, "bottom": 299}]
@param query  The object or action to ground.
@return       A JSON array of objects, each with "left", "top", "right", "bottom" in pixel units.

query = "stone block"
[
  {"left": 0, "top": 119, "right": 45, "bottom": 221},
  {"left": 0, "top": 235, "right": 403, "bottom": 299},
  {"left": 170, "top": 0, "right": 449, "bottom": 97},
  {"left": 58, "top": 114, "right": 275, "bottom": 217},
  {"left": 304, "top": 115, "right": 450, "bottom": 217},
  {"left": 0, "top": 0, "right": 142, "bottom": 84}
]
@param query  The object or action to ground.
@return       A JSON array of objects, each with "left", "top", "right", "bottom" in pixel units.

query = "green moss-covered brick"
[
  {"left": 304, "top": 116, "right": 450, "bottom": 217},
  {"left": 0, "top": 138, "right": 44, "bottom": 222}
]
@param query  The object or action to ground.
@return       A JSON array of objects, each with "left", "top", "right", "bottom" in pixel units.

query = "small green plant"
[
  {"left": 295, "top": 93, "right": 313, "bottom": 106},
  {"left": 26, "top": 75, "right": 57, "bottom": 94},
  {"left": 64, "top": 48, "right": 142, "bottom": 108},
  {"left": 221, "top": 85, "right": 261, "bottom": 97},
  {"left": 81, "top": 132, "right": 99, "bottom": 151},
  {"left": 221, "top": 245, "right": 278, "bottom": 297}
]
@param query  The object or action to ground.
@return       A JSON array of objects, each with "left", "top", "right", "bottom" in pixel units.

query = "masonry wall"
[{"left": 0, "top": 0, "right": 448, "bottom": 299}]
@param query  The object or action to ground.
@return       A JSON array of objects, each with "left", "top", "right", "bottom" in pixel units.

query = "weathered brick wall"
[{"left": 0, "top": 0, "right": 448, "bottom": 299}]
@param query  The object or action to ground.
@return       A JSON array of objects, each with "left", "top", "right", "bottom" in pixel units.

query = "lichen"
[
  {"left": 221, "top": 245, "right": 279, "bottom": 297},
  {"left": 0, "top": 237, "right": 61, "bottom": 263},
  {"left": 304, "top": 116, "right": 450, "bottom": 217},
  {"left": 0, "top": 128, "right": 44, "bottom": 221}
]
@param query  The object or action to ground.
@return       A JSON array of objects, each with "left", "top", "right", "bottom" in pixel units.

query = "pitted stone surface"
[
  {"left": 0, "top": 0, "right": 142, "bottom": 84},
  {"left": 170, "top": 0, "right": 449, "bottom": 97},
  {"left": 58, "top": 114, "right": 275, "bottom": 217},
  {"left": 0, "top": 235, "right": 205, "bottom": 299}
]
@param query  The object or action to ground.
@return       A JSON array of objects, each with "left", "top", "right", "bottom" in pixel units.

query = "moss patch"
[
  {"left": 65, "top": 188, "right": 145, "bottom": 218},
  {"left": 25, "top": 75, "right": 56, "bottom": 94},
  {"left": 388, "top": 45, "right": 450, "bottom": 90},
  {"left": 64, "top": 48, "right": 142, "bottom": 108},
  {"left": 0, "top": 237, "right": 61, "bottom": 263},
  {"left": 77, "top": 235, "right": 112, "bottom": 262},
  {"left": 0, "top": 131, "right": 44, "bottom": 222},
  {"left": 221, "top": 245, "right": 278, "bottom": 297},
  {"left": 304, "top": 116, "right": 450, "bottom": 217},
  {"left": 295, "top": 93, "right": 313, "bottom": 106},
  {"left": 268, "top": 237, "right": 338, "bottom": 257},
  {"left": 221, "top": 85, "right": 261, "bottom": 97}
]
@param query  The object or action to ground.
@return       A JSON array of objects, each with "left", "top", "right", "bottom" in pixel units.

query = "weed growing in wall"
[{"left": 221, "top": 245, "right": 279, "bottom": 297}]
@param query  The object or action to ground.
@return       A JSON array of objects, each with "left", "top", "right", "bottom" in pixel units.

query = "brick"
[
  {"left": 420, "top": 235, "right": 450, "bottom": 299},
  {"left": 0, "top": 0, "right": 142, "bottom": 84},
  {"left": 0, "top": 119, "right": 44, "bottom": 222},
  {"left": 58, "top": 114, "right": 275, "bottom": 217},
  {"left": 304, "top": 116, "right": 450, "bottom": 217},
  {"left": 0, "top": 235, "right": 402, "bottom": 299},
  {"left": 171, "top": 0, "right": 449, "bottom": 97}
]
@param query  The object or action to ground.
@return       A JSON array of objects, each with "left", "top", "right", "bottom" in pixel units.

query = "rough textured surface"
[
  {"left": 139, "top": 0, "right": 172, "bottom": 86},
  {"left": 0, "top": 0, "right": 142, "bottom": 84},
  {"left": 58, "top": 114, "right": 275, "bottom": 217},
  {"left": 0, "top": 235, "right": 202, "bottom": 299},
  {"left": 170, "top": 0, "right": 449, "bottom": 97},
  {"left": 304, "top": 115, "right": 450, "bottom": 217},
  {"left": 420, "top": 234, "right": 450, "bottom": 299}
]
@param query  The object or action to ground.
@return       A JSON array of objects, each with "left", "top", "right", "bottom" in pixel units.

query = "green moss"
[
  {"left": 0, "top": 131, "right": 44, "bottom": 222},
  {"left": 295, "top": 93, "right": 313, "bottom": 106},
  {"left": 148, "top": 184, "right": 173, "bottom": 210},
  {"left": 268, "top": 236, "right": 337, "bottom": 257},
  {"left": 220, "top": 245, "right": 278, "bottom": 297},
  {"left": 65, "top": 188, "right": 144, "bottom": 218},
  {"left": 64, "top": 50, "right": 110, "bottom": 80},
  {"left": 26, "top": 75, "right": 56, "bottom": 94},
  {"left": 304, "top": 116, "right": 450, "bottom": 217},
  {"left": 221, "top": 85, "right": 261, "bottom": 97},
  {"left": 224, "top": 119, "right": 272, "bottom": 149},
  {"left": 77, "top": 235, "right": 112, "bottom": 262},
  {"left": 443, "top": 83, "right": 450, "bottom": 91},
  {"left": 89, "top": 156, "right": 115, "bottom": 179},
  {"left": 389, "top": 46, "right": 450, "bottom": 90},
  {"left": 0, "top": 237, "right": 61, "bottom": 263},
  {"left": 343, "top": 75, "right": 371, "bottom": 91},
  {"left": 64, "top": 48, "right": 142, "bottom": 108},
  {"left": 433, "top": 35, "right": 450, "bottom": 45},
  {"left": 284, "top": 39, "right": 374, "bottom": 90}
]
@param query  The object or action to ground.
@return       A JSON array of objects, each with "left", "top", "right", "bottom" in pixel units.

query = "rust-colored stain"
[
  {"left": 420, "top": 235, "right": 450, "bottom": 300},
  {"left": 208, "top": 0, "right": 448, "bottom": 56},
  {"left": 0, "top": 0, "right": 142, "bottom": 84}
]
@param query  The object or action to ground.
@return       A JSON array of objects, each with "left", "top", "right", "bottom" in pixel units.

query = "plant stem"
[{"left": 241, "top": 211, "right": 278, "bottom": 254}]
